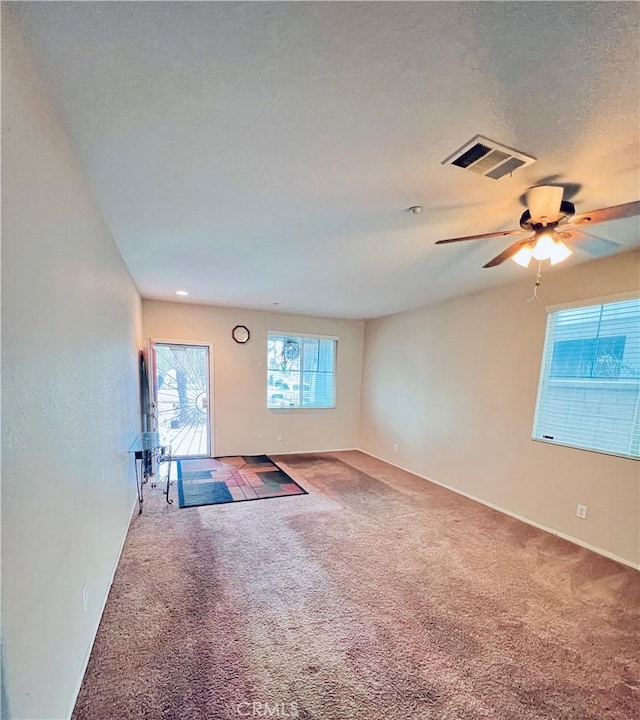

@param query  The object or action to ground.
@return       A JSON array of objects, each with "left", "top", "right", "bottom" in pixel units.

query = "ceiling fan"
[{"left": 435, "top": 186, "right": 640, "bottom": 268}]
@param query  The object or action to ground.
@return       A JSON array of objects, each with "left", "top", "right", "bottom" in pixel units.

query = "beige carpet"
[{"left": 72, "top": 451, "right": 639, "bottom": 720}]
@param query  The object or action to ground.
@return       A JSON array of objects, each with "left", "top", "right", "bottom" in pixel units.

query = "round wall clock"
[{"left": 232, "top": 325, "right": 250, "bottom": 344}]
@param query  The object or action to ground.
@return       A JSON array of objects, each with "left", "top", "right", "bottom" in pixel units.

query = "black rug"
[{"left": 176, "top": 455, "right": 307, "bottom": 508}]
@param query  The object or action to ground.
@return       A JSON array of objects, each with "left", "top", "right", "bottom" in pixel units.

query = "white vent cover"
[{"left": 442, "top": 135, "right": 536, "bottom": 180}]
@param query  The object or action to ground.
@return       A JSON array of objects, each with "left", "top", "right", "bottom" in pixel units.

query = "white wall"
[
  {"left": 1, "top": 11, "right": 142, "bottom": 719},
  {"left": 143, "top": 300, "right": 364, "bottom": 455},
  {"left": 360, "top": 251, "right": 640, "bottom": 567}
]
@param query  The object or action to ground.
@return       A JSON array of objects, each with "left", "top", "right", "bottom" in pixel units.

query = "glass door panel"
[{"left": 152, "top": 342, "right": 210, "bottom": 458}]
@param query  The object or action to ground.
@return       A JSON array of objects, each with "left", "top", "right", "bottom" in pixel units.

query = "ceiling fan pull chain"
[{"left": 527, "top": 262, "right": 544, "bottom": 303}]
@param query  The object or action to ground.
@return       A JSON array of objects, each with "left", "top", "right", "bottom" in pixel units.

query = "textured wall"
[
  {"left": 360, "top": 251, "right": 640, "bottom": 567},
  {"left": 1, "top": 11, "right": 142, "bottom": 719},
  {"left": 142, "top": 301, "right": 364, "bottom": 456}
]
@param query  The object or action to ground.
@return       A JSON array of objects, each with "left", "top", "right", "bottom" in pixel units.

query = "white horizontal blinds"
[
  {"left": 301, "top": 337, "right": 336, "bottom": 408},
  {"left": 267, "top": 334, "right": 336, "bottom": 409},
  {"left": 533, "top": 298, "right": 640, "bottom": 458}
]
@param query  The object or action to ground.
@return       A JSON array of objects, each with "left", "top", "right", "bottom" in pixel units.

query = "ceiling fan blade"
[
  {"left": 483, "top": 238, "right": 534, "bottom": 268},
  {"left": 572, "top": 200, "right": 640, "bottom": 226},
  {"left": 562, "top": 228, "right": 621, "bottom": 257},
  {"left": 527, "top": 185, "right": 564, "bottom": 223},
  {"left": 435, "top": 228, "right": 522, "bottom": 245}
]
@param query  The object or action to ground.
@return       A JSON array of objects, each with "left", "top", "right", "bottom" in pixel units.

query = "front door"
[{"left": 151, "top": 342, "right": 211, "bottom": 458}]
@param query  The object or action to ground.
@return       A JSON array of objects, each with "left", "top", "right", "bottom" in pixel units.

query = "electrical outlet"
[
  {"left": 82, "top": 584, "right": 89, "bottom": 612},
  {"left": 393, "top": 443, "right": 398, "bottom": 452},
  {"left": 576, "top": 504, "right": 588, "bottom": 520},
  {"left": 276, "top": 434, "right": 282, "bottom": 442}
]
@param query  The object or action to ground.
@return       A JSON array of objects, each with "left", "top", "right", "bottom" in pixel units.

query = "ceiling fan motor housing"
[{"left": 519, "top": 201, "right": 575, "bottom": 231}]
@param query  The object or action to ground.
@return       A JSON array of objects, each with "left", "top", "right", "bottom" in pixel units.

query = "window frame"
[
  {"left": 266, "top": 331, "right": 338, "bottom": 410},
  {"left": 531, "top": 292, "right": 640, "bottom": 460}
]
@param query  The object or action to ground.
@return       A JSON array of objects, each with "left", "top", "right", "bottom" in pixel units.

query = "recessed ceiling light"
[{"left": 176, "top": 290, "right": 189, "bottom": 296}]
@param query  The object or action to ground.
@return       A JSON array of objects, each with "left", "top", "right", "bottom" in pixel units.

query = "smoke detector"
[{"left": 442, "top": 134, "right": 536, "bottom": 180}]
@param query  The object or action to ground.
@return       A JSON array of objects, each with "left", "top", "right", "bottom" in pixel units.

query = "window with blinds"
[
  {"left": 532, "top": 297, "right": 640, "bottom": 459},
  {"left": 267, "top": 334, "right": 336, "bottom": 409}
]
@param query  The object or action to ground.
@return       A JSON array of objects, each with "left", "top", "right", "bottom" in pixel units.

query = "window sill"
[
  {"left": 268, "top": 405, "right": 335, "bottom": 411},
  {"left": 532, "top": 436, "right": 639, "bottom": 461}
]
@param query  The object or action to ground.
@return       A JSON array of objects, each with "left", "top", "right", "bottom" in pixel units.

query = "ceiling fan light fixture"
[
  {"left": 531, "top": 231, "right": 557, "bottom": 260},
  {"left": 435, "top": 192, "right": 639, "bottom": 271},
  {"left": 549, "top": 239, "right": 573, "bottom": 265},
  {"left": 511, "top": 245, "right": 534, "bottom": 268}
]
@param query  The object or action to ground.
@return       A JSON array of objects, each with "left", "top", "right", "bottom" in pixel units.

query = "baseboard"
[
  {"left": 357, "top": 449, "right": 640, "bottom": 572},
  {"left": 269, "top": 447, "right": 359, "bottom": 456},
  {"left": 65, "top": 494, "right": 139, "bottom": 719}
]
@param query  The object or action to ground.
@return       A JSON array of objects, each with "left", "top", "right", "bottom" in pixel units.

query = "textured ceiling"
[{"left": 11, "top": 1, "right": 640, "bottom": 319}]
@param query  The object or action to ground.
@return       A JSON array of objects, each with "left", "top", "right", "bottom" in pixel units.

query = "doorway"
[{"left": 151, "top": 341, "right": 211, "bottom": 458}]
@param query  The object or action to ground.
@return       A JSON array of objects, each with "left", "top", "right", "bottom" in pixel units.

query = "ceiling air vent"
[{"left": 442, "top": 135, "right": 536, "bottom": 180}]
